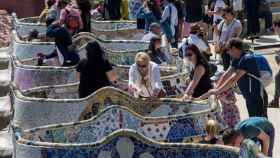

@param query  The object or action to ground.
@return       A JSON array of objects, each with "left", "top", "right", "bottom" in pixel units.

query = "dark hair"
[
  {"left": 76, "top": 0, "right": 92, "bottom": 12},
  {"left": 223, "top": 7, "right": 234, "bottom": 16},
  {"left": 222, "top": 129, "right": 241, "bottom": 145},
  {"left": 185, "top": 44, "right": 209, "bottom": 68},
  {"left": 85, "top": 41, "right": 105, "bottom": 61},
  {"left": 228, "top": 38, "right": 243, "bottom": 50},
  {"left": 149, "top": 36, "right": 161, "bottom": 55},
  {"left": 28, "top": 29, "right": 39, "bottom": 39},
  {"left": 47, "top": 0, "right": 56, "bottom": 8},
  {"left": 147, "top": 0, "right": 162, "bottom": 20}
]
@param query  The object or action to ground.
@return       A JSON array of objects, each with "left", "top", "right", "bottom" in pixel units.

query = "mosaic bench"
[
  {"left": 91, "top": 28, "right": 145, "bottom": 41},
  {"left": 12, "top": 31, "right": 149, "bottom": 65},
  {"left": 12, "top": 13, "right": 46, "bottom": 38},
  {"left": 14, "top": 129, "right": 241, "bottom": 158},
  {"left": 91, "top": 19, "right": 137, "bottom": 31},
  {"left": 11, "top": 86, "right": 225, "bottom": 133}
]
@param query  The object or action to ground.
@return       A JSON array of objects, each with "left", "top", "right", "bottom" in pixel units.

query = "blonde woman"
[{"left": 128, "top": 52, "right": 165, "bottom": 98}]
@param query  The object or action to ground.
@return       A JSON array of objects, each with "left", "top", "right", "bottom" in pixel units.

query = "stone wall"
[{"left": 0, "top": 0, "right": 44, "bottom": 18}]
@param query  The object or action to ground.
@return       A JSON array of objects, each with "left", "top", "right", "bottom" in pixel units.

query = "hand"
[
  {"left": 182, "top": 94, "right": 193, "bottom": 101},
  {"left": 208, "top": 89, "right": 219, "bottom": 95}
]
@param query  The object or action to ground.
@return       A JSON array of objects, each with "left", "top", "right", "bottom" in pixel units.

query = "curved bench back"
[
  {"left": 91, "top": 19, "right": 137, "bottom": 31},
  {"left": 15, "top": 129, "right": 240, "bottom": 158}
]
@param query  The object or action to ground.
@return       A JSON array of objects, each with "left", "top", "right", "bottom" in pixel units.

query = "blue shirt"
[
  {"left": 231, "top": 52, "right": 262, "bottom": 98},
  {"left": 235, "top": 117, "right": 273, "bottom": 139}
]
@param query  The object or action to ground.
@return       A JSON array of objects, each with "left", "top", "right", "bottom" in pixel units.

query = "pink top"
[
  {"left": 154, "top": 0, "right": 161, "bottom": 7},
  {"left": 59, "top": 5, "right": 83, "bottom": 29}
]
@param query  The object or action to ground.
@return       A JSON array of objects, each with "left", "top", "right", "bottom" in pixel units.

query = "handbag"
[{"left": 161, "top": 5, "right": 174, "bottom": 42}]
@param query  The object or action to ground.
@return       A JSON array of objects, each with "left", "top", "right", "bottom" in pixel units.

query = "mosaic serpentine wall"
[
  {"left": 15, "top": 129, "right": 240, "bottom": 158},
  {"left": 21, "top": 106, "right": 207, "bottom": 143},
  {"left": 13, "top": 15, "right": 47, "bottom": 38},
  {"left": 12, "top": 86, "right": 223, "bottom": 133},
  {"left": 91, "top": 20, "right": 137, "bottom": 31},
  {"left": 91, "top": 28, "right": 145, "bottom": 41}
]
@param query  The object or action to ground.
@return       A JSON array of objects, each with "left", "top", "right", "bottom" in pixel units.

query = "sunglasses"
[
  {"left": 137, "top": 63, "right": 147, "bottom": 68},
  {"left": 185, "top": 53, "right": 194, "bottom": 57}
]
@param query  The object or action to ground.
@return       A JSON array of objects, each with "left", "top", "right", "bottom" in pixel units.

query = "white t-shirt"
[
  {"left": 233, "top": 0, "right": 242, "bottom": 11},
  {"left": 129, "top": 62, "right": 163, "bottom": 98},
  {"left": 160, "top": 3, "right": 178, "bottom": 36},
  {"left": 179, "top": 34, "right": 209, "bottom": 56},
  {"left": 214, "top": 0, "right": 226, "bottom": 24}
]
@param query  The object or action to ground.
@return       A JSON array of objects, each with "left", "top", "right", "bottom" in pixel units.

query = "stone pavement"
[{"left": 235, "top": 48, "right": 280, "bottom": 157}]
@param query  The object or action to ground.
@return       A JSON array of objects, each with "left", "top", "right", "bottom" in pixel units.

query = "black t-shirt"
[
  {"left": 231, "top": 52, "right": 262, "bottom": 98},
  {"left": 190, "top": 63, "right": 212, "bottom": 98},
  {"left": 77, "top": 58, "right": 113, "bottom": 98}
]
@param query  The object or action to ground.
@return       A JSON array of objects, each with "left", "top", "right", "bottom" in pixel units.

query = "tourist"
[
  {"left": 223, "top": 117, "right": 275, "bottom": 157},
  {"left": 173, "top": 0, "right": 185, "bottom": 41},
  {"left": 258, "top": 0, "right": 273, "bottom": 33},
  {"left": 183, "top": 0, "right": 203, "bottom": 37},
  {"left": 128, "top": 52, "right": 165, "bottom": 98},
  {"left": 42, "top": 18, "right": 80, "bottom": 66},
  {"left": 142, "top": 23, "right": 161, "bottom": 41},
  {"left": 76, "top": 41, "right": 117, "bottom": 98},
  {"left": 128, "top": 0, "right": 143, "bottom": 20},
  {"left": 147, "top": 36, "right": 170, "bottom": 65},
  {"left": 270, "top": 20, "right": 280, "bottom": 109},
  {"left": 179, "top": 24, "right": 210, "bottom": 60},
  {"left": 91, "top": 1, "right": 105, "bottom": 20},
  {"left": 214, "top": 7, "right": 242, "bottom": 70},
  {"left": 161, "top": 0, "right": 178, "bottom": 48},
  {"left": 143, "top": 0, "right": 161, "bottom": 33},
  {"left": 183, "top": 44, "right": 212, "bottom": 100},
  {"left": 136, "top": 0, "right": 147, "bottom": 29},
  {"left": 45, "top": 0, "right": 69, "bottom": 22},
  {"left": 269, "top": 51, "right": 280, "bottom": 108},
  {"left": 202, "top": 38, "right": 267, "bottom": 117},
  {"left": 76, "top": 0, "right": 92, "bottom": 32},
  {"left": 59, "top": 3, "right": 83, "bottom": 34},
  {"left": 202, "top": 70, "right": 240, "bottom": 128},
  {"left": 39, "top": 0, "right": 57, "bottom": 22},
  {"left": 244, "top": 0, "right": 260, "bottom": 38},
  {"left": 201, "top": 120, "right": 222, "bottom": 144},
  {"left": 104, "top": 0, "right": 121, "bottom": 20},
  {"left": 213, "top": 0, "right": 226, "bottom": 25},
  {"left": 121, "top": 0, "right": 129, "bottom": 20}
]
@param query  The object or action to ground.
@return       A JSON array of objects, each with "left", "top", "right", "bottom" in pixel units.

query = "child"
[
  {"left": 201, "top": 119, "right": 222, "bottom": 144},
  {"left": 210, "top": 70, "right": 241, "bottom": 128}
]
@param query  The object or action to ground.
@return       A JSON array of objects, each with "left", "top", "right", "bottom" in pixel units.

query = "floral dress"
[{"left": 218, "top": 89, "right": 241, "bottom": 128}]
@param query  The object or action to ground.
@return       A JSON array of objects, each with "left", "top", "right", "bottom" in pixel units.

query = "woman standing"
[
  {"left": 76, "top": 41, "right": 117, "bottom": 98},
  {"left": 183, "top": 44, "right": 212, "bottom": 99},
  {"left": 76, "top": 0, "right": 92, "bottom": 32},
  {"left": 129, "top": 52, "right": 165, "bottom": 98},
  {"left": 143, "top": 0, "right": 161, "bottom": 33}
]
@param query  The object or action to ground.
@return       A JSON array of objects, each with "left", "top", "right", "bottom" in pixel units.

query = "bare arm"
[
  {"left": 185, "top": 65, "right": 206, "bottom": 96},
  {"left": 76, "top": 72, "right": 80, "bottom": 81},
  {"left": 106, "top": 70, "right": 118, "bottom": 82},
  {"left": 257, "top": 131, "right": 270, "bottom": 156},
  {"left": 216, "top": 66, "right": 235, "bottom": 88},
  {"left": 216, "top": 69, "right": 246, "bottom": 94}
]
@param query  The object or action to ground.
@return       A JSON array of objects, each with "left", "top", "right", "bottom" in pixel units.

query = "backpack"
[{"left": 245, "top": 51, "right": 273, "bottom": 87}]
